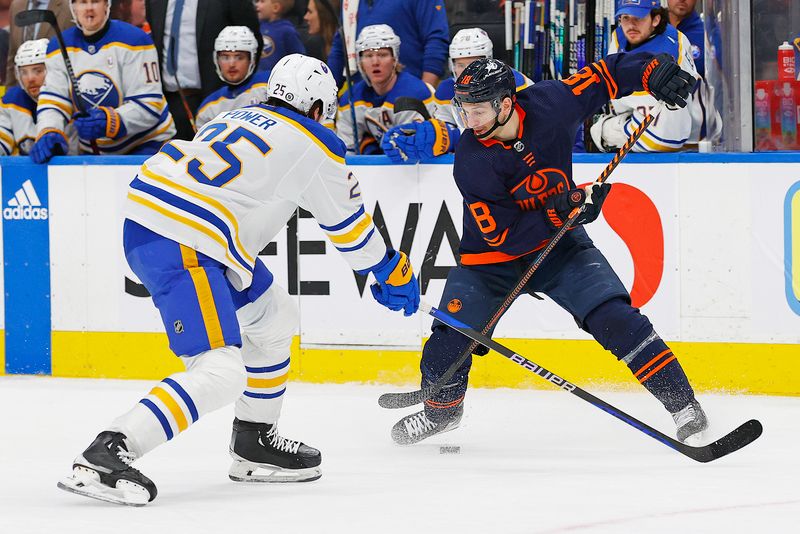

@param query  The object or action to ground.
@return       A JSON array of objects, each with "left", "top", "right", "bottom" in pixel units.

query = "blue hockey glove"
[
  {"left": 30, "top": 129, "right": 68, "bottom": 164},
  {"left": 544, "top": 182, "right": 612, "bottom": 231},
  {"left": 74, "top": 106, "right": 126, "bottom": 141},
  {"left": 367, "top": 249, "right": 420, "bottom": 316},
  {"left": 381, "top": 127, "right": 418, "bottom": 163}
]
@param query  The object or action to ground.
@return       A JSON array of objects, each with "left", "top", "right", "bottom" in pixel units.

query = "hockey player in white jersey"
[
  {"left": 31, "top": 0, "right": 175, "bottom": 163},
  {"left": 57, "top": 54, "right": 419, "bottom": 506},
  {"left": 336, "top": 24, "right": 436, "bottom": 154},
  {"left": 0, "top": 39, "right": 51, "bottom": 155},
  {"left": 195, "top": 26, "right": 271, "bottom": 130},
  {"left": 381, "top": 28, "right": 532, "bottom": 164},
  {"left": 589, "top": 0, "right": 721, "bottom": 152}
]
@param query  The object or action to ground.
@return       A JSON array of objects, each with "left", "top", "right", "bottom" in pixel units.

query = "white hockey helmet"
[
  {"left": 15, "top": 39, "right": 49, "bottom": 97},
  {"left": 449, "top": 28, "right": 493, "bottom": 75},
  {"left": 70, "top": 0, "right": 111, "bottom": 34},
  {"left": 355, "top": 24, "right": 400, "bottom": 85},
  {"left": 267, "top": 54, "right": 338, "bottom": 122},
  {"left": 214, "top": 26, "right": 259, "bottom": 85}
]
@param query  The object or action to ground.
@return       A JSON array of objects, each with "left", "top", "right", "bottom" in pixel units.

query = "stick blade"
[
  {"left": 15, "top": 9, "right": 55, "bottom": 27},
  {"left": 683, "top": 419, "right": 763, "bottom": 463},
  {"left": 393, "top": 97, "right": 431, "bottom": 121}
]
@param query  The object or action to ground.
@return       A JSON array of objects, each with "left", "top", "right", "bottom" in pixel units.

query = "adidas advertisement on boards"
[{"left": 1, "top": 164, "right": 51, "bottom": 374}]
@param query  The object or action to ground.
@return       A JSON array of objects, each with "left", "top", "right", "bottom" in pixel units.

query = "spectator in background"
[
  {"left": 589, "top": 0, "right": 720, "bottom": 152},
  {"left": 328, "top": 0, "right": 449, "bottom": 88},
  {"left": 145, "top": 0, "right": 261, "bottom": 140},
  {"left": 0, "top": 0, "right": 9, "bottom": 88},
  {"left": 667, "top": 0, "right": 704, "bottom": 77},
  {"left": 337, "top": 24, "right": 435, "bottom": 154},
  {"left": 112, "top": 0, "right": 150, "bottom": 33},
  {"left": 0, "top": 38, "right": 51, "bottom": 154},
  {"left": 31, "top": 0, "right": 174, "bottom": 162},
  {"left": 195, "top": 26, "right": 270, "bottom": 129},
  {"left": 6, "top": 0, "right": 73, "bottom": 88},
  {"left": 254, "top": 0, "right": 305, "bottom": 72},
  {"left": 304, "top": 0, "right": 337, "bottom": 60}
]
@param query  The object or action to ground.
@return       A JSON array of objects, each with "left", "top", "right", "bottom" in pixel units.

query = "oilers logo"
[
  {"left": 77, "top": 71, "right": 120, "bottom": 109},
  {"left": 262, "top": 35, "right": 275, "bottom": 58}
]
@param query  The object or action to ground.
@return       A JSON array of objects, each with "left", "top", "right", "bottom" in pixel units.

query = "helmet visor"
[{"left": 455, "top": 100, "right": 499, "bottom": 136}]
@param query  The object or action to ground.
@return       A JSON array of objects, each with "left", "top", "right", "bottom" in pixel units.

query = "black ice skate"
[
  {"left": 57, "top": 431, "right": 156, "bottom": 506},
  {"left": 228, "top": 418, "right": 322, "bottom": 483},
  {"left": 391, "top": 404, "right": 463, "bottom": 445},
  {"left": 672, "top": 400, "right": 709, "bottom": 442}
]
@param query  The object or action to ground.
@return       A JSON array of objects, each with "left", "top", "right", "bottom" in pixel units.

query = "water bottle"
[{"left": 778, "top": 41, "right": 796, "bottom": 81}]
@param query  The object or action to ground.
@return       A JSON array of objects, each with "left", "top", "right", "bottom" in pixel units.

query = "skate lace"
[
  {"left": 672, "top": 404, "right": 696, "bottom": 428},
  {"left": 265, "top": 426, "right": 301, "bottom": 454},
  {"left": 403, "top": 412, "right": 436, "bottom": 438},
  {"left": 116, "top": 449, "right": 137, "bottom": 466}
]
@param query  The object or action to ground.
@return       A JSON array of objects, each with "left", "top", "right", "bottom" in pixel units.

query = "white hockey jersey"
[
  {"left": 37, "top": 20, "right": 175, "bottom": 154},
  {"left": 195, "top": 70, "right": 271, "bottom": 130},
  {"left": 0, "top": 86, "right": 39, "bottom": 155},
  {"left": 593, "top": 25, "right": 720, "bottom": 152},
  {"left": 0, "top": 85, "right": 77, "bottom": 155},
  {"left": 336, "top": 71, "right": 435, "bottom": 154},
  {"left": 126, "top": 104, "right": 387, "bottom": 291},
  {"left": 433, "top": 69, "right": 533, "bottom": 130}
]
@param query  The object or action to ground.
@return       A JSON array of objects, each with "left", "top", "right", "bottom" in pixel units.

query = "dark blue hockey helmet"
[{"left": 453, "top": 58, "right": 516, "bottom": 109}]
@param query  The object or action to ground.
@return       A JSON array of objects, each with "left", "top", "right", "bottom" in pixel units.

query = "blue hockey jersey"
[{"left": 453, "top": 52, "right": 651, "bottom": 266}]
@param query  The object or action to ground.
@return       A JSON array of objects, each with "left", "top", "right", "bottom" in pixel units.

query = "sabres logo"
[
  {"left": 77, "top": 71, "right": 120, "bottom": 108},
  {"left": 262, "top": 36, "right": 276, "bottom": 58}
]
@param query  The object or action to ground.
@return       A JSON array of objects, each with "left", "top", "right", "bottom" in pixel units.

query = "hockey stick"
[
  {"left": 393, "top": 97, "right": 431, "bottom": 121},
  {"left": 16, "top": 9, "right": 99, "bottom": 154},
  {"left": 364, "top": 114, "right": 410, "bottom": 162},
  {"left": 418, "top": 301, "right": 763, "bottom": 463},
  {"left": 337, "top": 27, "right": 361, "bottom": 155},
  {"left": 378, "top": 102, "right": 666, "bottom": 410}
]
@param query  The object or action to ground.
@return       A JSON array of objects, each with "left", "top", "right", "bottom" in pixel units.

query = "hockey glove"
[
  {"left": 74, "top": 106, "right": 127, "bottom": 141},
  {"left": 367, "top": 249, "right": 420, "bottom": 316},
  {"left": 544, "top": 182, "right": 612, "bottom": 231},
  {"left": 30, "top": 129, "right": 68, "bottom": 164},
  {"left": 381, "top": 129, "right": 417, "bottom": 164},
  {"left": 641, "top": 53, "right": 694, "bottom": 109}
]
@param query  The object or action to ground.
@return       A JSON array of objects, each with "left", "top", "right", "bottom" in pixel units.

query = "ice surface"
[{"left": 0, "top": 376, "right": 797, "bottom": 533}]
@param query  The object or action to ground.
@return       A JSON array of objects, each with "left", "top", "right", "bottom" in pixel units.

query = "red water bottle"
[{"left": 779, "top": 41, "right": 796, "bottom": 81}]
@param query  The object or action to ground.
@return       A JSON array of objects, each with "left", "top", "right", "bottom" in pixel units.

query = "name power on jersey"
[{"left": 3, "top": 179, "right": 48, "bottom": 220}]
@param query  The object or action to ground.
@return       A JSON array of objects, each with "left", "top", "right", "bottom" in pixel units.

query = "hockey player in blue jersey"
[
  {"left": 391, "top": 54, "right": 710, "bottom": 446},
  {"left": 57, "top": 54, "right": 419, "bottom": 506},
  {"left": 336, "top": 24, "right": 436, "bottom": 155},
  {"left": 381, "top": 27, "right": 532, "bottom": 164},
  {"left": 195, "top": 26, "right": 272, "bottom": 130}
]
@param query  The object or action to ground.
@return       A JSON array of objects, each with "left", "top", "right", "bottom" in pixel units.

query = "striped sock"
[{"left": 624, "top": 338, "right": 695, "bottom": 413}]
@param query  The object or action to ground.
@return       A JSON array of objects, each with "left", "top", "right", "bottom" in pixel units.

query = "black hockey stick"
[
  {"left": 378, "top": 102, "right": 666, "bottom": 410},
  {"left": 393, "top": 97, "right": 431, "bottom": 121},
  {"left": 418, "top": 301, "right": 763, "bottom": 463},
  {"left": 16, "top": 9, "right": 99, "bottom": 154},
  {"left": 336, "top": 27, "right": 360, "bottom": 154}
]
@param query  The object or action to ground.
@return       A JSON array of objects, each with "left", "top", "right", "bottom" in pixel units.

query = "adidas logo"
[{"left": 3, "top": 179, "right": 48, "bottom": 220}]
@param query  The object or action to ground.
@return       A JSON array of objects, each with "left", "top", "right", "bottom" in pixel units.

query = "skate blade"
[
  {"left": 57, "top": 467, "right": 149, "bottom": 507},
  {"left": 681, "top": 429, "right": 708, "bottom": 447},
  {"left": 228, "top": 457, "right": 321, "bottom": 483}
]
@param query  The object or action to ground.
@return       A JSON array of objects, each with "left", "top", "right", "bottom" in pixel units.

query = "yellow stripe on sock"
[
  {"left": 150, "top": 386, "right": 188, "bottom": 432},
  {"left": 247, "top": 374, "right": 289, "bottom": 389}
]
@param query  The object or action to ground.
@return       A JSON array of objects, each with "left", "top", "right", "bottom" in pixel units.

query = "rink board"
[{"left": 0, "top": 153, "right": 799, "bottom": 395}]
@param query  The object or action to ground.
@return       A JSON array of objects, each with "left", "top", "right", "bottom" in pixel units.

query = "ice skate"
[
  {"left": 228, "top": 418, "right": 322, "bottom": 483},
  {"left": 391, "top": 404, "right": 463, "bottom": 445},
  {"left": 672, "top": 399, "right": 708, "bottom": 443},
  {"left": 57, "top": 431, "right": 157, "bottom": 506}
]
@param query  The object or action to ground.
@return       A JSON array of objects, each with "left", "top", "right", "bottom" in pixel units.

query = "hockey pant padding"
[
  {"left": 420, "top": 325, "right": 471, "bottom": 422},
  {"left": 234, "top": 284, "right": 298, "bottom": 424},
  {"left": 583, "top": 298, "right": 695, "bottom": 412},
  {"left": 108, "top": 345, "right": 246, "bottom": 456}
]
